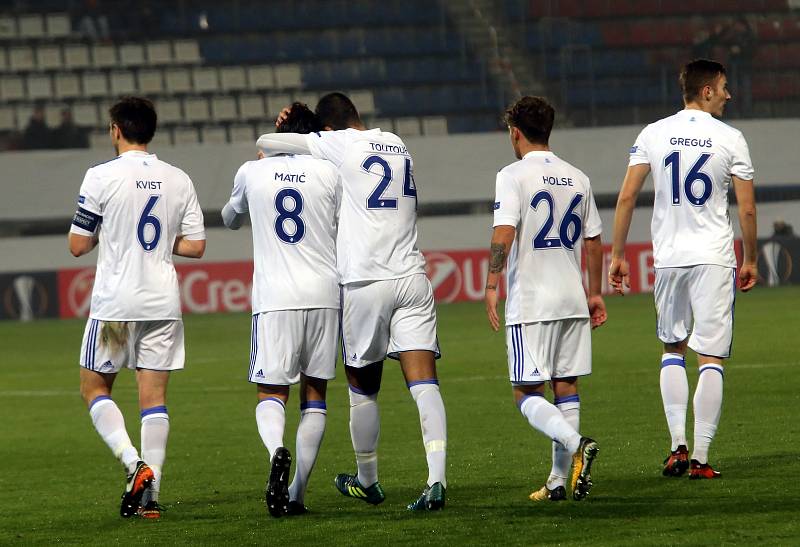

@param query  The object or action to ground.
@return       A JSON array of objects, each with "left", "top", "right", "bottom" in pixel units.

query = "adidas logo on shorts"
[{"left": 255, "top": 369, "right": 265, "bottom": 379}]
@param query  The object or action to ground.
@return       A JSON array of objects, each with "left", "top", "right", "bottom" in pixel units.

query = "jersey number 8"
[{"left": 274, "top": 188, "right": 305, "bottom": 244}]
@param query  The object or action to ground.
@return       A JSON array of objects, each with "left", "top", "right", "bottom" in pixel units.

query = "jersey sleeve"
[
  {"left": 227, "top": 163, "right": 249, "bottom": 214},
  {"left": 70, "top": 168, "right": 104, "bottom": 236},
  {"left": 306, "top": 131, "right": 349, "bottom": 167},
  {"left": 628, "top": 127, "right": 650, "bottom": 167},
  {"left": 492, "top": 170, "right": 521, "bottom": 228},
  {"left": 180, "top": 179, "right": 206, "bottom": 240},
  {"left": 730, "top": 133, "right": 755, "bottom": 181},
  {"left": 583, "top": 184, "right": 603, "bottom": 239}
]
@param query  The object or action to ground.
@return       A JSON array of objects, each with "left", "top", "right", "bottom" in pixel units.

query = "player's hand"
[
  {"left": 738, "top": 261, "right": 758, "bottom": 292},
  {"left": 257, "top": 150, "right": 265, "bottom": 160},
  {"left": 275, "top": 105, "right": 292, "bottom": 127},
  {"left": 608, "top": 257, "right": 630, "bottom": 296},
  {"left": 587, "top": 295, "right": 607, "bottom": 329},
  {"left": 485, "top": 288, "right": 500, "bottom": 332}
]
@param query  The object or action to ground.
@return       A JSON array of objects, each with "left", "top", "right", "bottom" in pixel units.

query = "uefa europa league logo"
[{"left": 12, "top": 275, "right": 36, "bottom": 322}]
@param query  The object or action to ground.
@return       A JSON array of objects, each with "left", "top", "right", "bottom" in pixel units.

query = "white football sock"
[
  {"left": 140, "top": 406, "right": 169, "bottom": 504},
  {"left": 255, "top": 397, "right": 286, "bottom": 460},
  {"left": 692, "top": 365, "right": 724, "bottom": 464},
  {"left": 348, "top": 387, "right": 380, "bottom": 487},
  {"left": 519, "top": 394, "right": 581, "bottom": 454},
  {"left": 288, "top": 402, "right": 327, "bottom": 504},
  {"left": 660, "top": 353, "right": 689, "bottom": 450},
  {"left": 88, "top": 396, "right": 140, "bottom": 474},
  {"left": 548, "top": 395, "right": 580, "bottom": 489},
  {"left": 409, "top": 381, "right": 447, "bottom": 488}
]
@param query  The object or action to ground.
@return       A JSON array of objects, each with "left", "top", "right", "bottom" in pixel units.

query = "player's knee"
[{"left": 348, "top": 384, "right": 378, "bottom": 407}]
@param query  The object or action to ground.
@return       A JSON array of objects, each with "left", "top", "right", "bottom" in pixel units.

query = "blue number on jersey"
[
  {"left": 530, "top": 190, "right": 584, "bottom": 250},
  {"left": 664, "top": 151, "right": 713, "bottom": 206},
  {"left": 363, "top": 155, "right": 417, "bottom": 209},
  {"left": 274, "top": 188, "right": 305, "bottom": 244},
  {"left": 137, "top": 194, "right": 162, "bottom": 251}
]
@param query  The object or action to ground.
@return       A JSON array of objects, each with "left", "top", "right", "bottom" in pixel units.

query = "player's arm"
[
  {"left": 485, "top": 225, "right": 515, "bottom": 332},
  {"left": 173, "top": 236, "right": 205, "bottom": 258},
  {"left": 68, "top": 233, "right": 97, "bottom": 257},
  {"left": 221, "top": 202, "right": 246, "bottom": 230},
  {"left": 584, "top": 235, "right": 607, "bottom": 329},
  {"left": 609, "top": 163, "right": 650, "bottom": 294},
  {"left": 733, "top": 175, "right": 758, "bottom": 291},
  {"left": 256, "top": 133, "right": 311, "bottom": 157}
]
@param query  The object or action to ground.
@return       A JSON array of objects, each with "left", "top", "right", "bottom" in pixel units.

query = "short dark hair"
[
  {"left": 680, "top": 59, "right": 726, "bottom": 103},
  {"left": 109, "top": 97, "right": 157, "bottom": 144},
  {"left": 276, "top": 102, "right": 323, "bottom": 134},
  {"left": 315, "top": 92, "right": 361, "bottom": 130},
  {"left": 504, "top": 96, "right": 555, "bottom": 145}
]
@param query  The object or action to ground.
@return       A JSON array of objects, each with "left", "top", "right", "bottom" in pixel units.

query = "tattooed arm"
[{"left": 485, "top": 225, "right": 516, "bottom": 331}]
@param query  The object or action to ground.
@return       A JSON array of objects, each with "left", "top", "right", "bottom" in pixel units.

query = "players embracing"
[
  {"left": 485, "top": 96, "right": 607, "bottom": 503},
  {"left": 257, "top": 93, "right": 448, "bottom": 511},
  {"left": 610, "top": 59, "right": 758, "bottom": 478}
]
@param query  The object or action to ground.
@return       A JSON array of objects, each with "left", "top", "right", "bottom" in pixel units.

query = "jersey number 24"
[{"left": 362, "top": 155, "right": 417, "bottom": 209}]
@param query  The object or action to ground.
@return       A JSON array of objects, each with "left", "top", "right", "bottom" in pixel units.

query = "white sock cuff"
[
  {"left": 408, "top": 379, "right": 439, "bottom": 401},
  {"left": 141, "top": 405, "right": 169, "bottom": 422},
  {"left": 257, "top": 397, "right": 286, "bottom": 410},
  {"left": 88, "top": 394, "right": 114, "bottom": 413},
  {"left": 349, "top": 386, "right": 378, "bottom": 405},
  {"left": 300, "top": 400, "right": 328, "bottom": 415},
  {"left": 661, "top": 353, "right": 686, "bottom": 368},
  {"left": 699, "top": 364, "right": 724, "bottom": 377}
]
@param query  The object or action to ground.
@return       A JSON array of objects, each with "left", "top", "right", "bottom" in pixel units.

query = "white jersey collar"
[
  {"left": 679, "top": 109, "right": 712, "bottom": 119},
  {"left": 119, "top": 150, "right": 155, "bottom": 158},
  {"left": 522, "top": 150, "right": 555, "bottom": 159}
]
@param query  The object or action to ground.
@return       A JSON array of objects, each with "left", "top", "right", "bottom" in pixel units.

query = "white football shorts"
[
  {"left": 80, "top": 319, "right": 184, "bottom": 373},
  {"left": 341, "top": 273, "right": 440, "bottom": 368},
  {"left": 654, "top": 265, "right": 736, "bottom": 358},
  {"left": 506, "top": 318, "right": 592, "bottom": 384},
  {"left": 248, "top": 308, "right": 338, "bottom": 385}
]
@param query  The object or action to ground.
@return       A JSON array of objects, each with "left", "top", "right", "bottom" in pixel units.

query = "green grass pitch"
[{"left": 1, "top": 287, "right": 798, "bottom": 545}]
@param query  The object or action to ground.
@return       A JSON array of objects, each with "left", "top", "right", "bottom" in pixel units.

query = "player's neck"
[
  {"left": 518, "top": 142, "right": 550, "bottom": 156},
  {"left": 116, "top": 141, "right": 148, "bottom": 155},
  {"left": 683, "top": 102, "right": 712, "bottom": 114}
]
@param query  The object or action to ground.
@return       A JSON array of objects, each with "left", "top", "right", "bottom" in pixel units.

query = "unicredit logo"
[{"left": 68, "top": 268, "right": 95, "bottom": 317}]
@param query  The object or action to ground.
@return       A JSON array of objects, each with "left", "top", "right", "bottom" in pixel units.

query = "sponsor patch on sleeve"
[
  {"left": 629, "top": 146, "right": 638, "bottom": 154},
  {"left": 493, "top": 201, "right": 501, "bottom": 210},
  {"left": 78, "top": 195, "right": 86, "bottom": 204}
]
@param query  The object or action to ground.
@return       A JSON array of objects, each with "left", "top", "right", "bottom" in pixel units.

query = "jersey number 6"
[
  {"left": 137, "top": 195, "right": 162, "bottom": 252},
  {"left": 530, "top": 191, "right": 583, "bottom": 250}
]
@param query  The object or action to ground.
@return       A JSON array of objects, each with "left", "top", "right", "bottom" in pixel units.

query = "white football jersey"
[
  {"left": 305, "top": 128, "right": 426, "bottom": 284},
  {"left": 494, "top": 151, "right": 602, "bottom": 325},
  {"left": 70, "top": 150, "right": 205, "bottom": 321},
  {"left": 629, "top": 109, "right": 754, "bottom": 268},
  {"left": 226, "top": 155, "right": 340, "bottom": 313}
]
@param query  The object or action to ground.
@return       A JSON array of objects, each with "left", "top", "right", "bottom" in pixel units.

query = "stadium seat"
[
  {"left": 155, "top": 98, "right": 182, "bottom": 124},
  {"left": 35, "top": 46, "right": 62, "bottom": 71},
  {"left": 0, "top": 15, "right": 16, "bottom": 40},
  {"left": 422, "top": 116, "right": 448, "bottom": 135},
  {"left": 238, "top": 94, "right": 265, "bottom": 120},
  {"left": 118, "top": 44, "right": 146, "bottom": 67},
  {"left": 165, "top": 68, "right": 192, "bottom": 94},
  {"left": 372, "top": 117, "right": 394, "bottom": 132},
  {"left": 8, "top": 47, "right": 35, "bottom": 72},
  {"left": 229, "top": 123, "right": 255, "bottom": 142},
  {"left": 64, "top": 44, "right": 91, "bottom": 70},
  {"left": 45, "top": 13, "right": 71, "bottom": 38},
  {"left": 247, "top": 65, "right": 275, "bottom": 90},
  {"left": 146, "top": 41, "right": 173, "bottom": 65},
  {"left": 72, "top": 101, "right": 99, "bottom": 127},
  {"left": 183, "top": 97, "right": 210, "bottom": 122},
  {"left": 81, "top": 72, "right": 109, "bottom": 98},
  {"left": 0, "top": 49, "right": 6, "bottom": 72},
  {"left": 174, "top": 40, "right": 202, "bottom": 63},
  {"left": 394, "top": 117, "right": 421, "bottom": 137},
  {"left": 110, "top": 71, "right": 137, "bottom": 96},
  {"left": 17, "top": 14, "right": 45, "bottom": 39},
  {"left": 291, "top": 92, "right": 319, "bottom": 107},
  {"left": 210, "top": 96, "right": 237, "bottom": 121},
  {"left": 192, "top": 67, "right": 219, "bottom": 93},
  {"left": 92, "top": 44, "right": 118, "bottom": 68},
  {"left": 0, "top": 76, "right": 25, "bottom": 102},
  {"left": 349, "top": 90, "right": 375, "bottom": 115},
  {"left": 138, "top": 68, "right": 164, "bottom": 95},
  {"left": 54, "top": 73, "right": 82, "bottom": 99},
  {"left": 173, "top": 126, "right": 200, "bottom": 145},
  {"left": 44, "top": 103, "right": 66, "bottom": 127},
  {"left": 219, "top": 66, "right": 248, "bottom": 91},
  {"left": 267, "top": 94, "right": 292, "bottom": 117},
  {"left": 149, "top": 126, "right": 172, "bottom": 149},
  {"left": 0, "top": 106, "right": 15, "bottom": 131},
  {"left": 26, "top": 74, "right": 52, "bottom": 100},
  {"left": 274, "top": 64, "right": 302, "bottom": 89},
  {"left": 201, "top": 125, "right": 228, "bottom": 144}
]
